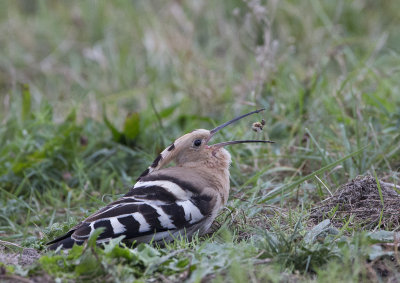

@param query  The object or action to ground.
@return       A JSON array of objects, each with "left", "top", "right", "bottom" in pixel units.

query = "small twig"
[
  {"left": 0, "top": 275, "right": 33, "bottom": 283},
  {"left": 380, "top": 181, "right": 400, "bottom": 190},
  {"left": 320, "top": 195, "right": 334, "bottom": 203},
  {"left": 253, "top": 258, "right": 272, "bottom": 265},
  {"left": 315, "top": 175, "right": 333, "bottom": 197},
  {"left": 0, "top": 240, "right": 23, "bottom": 249},
  {"left": 222, "top": 206, "right": 234, "bottom": 223}
]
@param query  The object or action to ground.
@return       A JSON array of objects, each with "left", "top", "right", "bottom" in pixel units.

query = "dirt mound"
[
  {"left": 0, "top": 246, "right": 40, "bottom": 266},
  {"left": 311, "top": 175, "right": 400, "bottom": 229}
]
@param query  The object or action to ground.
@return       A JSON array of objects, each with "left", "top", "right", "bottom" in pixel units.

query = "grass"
[{"left": 1, "top": 0, "right": 400, "bottom": 281}]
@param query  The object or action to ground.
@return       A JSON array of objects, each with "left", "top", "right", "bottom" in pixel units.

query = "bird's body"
[{"left": 47, "top": 110, "right": 272, "bottom": 250}]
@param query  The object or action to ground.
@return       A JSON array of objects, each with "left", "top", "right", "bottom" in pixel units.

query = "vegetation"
[{"left": 0, "top": 0, "right": 399, "bottom": 281}]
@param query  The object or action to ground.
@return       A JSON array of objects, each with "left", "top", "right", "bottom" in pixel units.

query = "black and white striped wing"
[{"left": 47, "top": 174, "right": 215, "bottom": 249}]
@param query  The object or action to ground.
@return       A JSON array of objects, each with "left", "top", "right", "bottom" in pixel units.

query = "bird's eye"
[{"left": 193, "top": 139, "right": 202, "bottom": 147}]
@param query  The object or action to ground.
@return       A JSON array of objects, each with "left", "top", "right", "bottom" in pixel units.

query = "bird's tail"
[{"left": 46, "top": 231, "right": 82, "bottom": 250}]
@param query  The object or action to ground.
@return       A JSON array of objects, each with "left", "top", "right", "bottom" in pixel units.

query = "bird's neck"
[
  {"left": 173, "top": 148, "right": 232, "bottom": 204},
  {"left": 186, "top": 165, "right": 229, "bottom": 205},
  {"left": 181, "top": 158, "right": 231, "bottom": 204}
]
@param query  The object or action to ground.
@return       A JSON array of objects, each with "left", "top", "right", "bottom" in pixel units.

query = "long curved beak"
[
  {"left": 209, "top": 109, "right": 265, "bottom": 135},
  {"left": 206, "top": 109, "right": 274, "bottom": 146},
  {"left": 211, "top": 139, "right": 274, "bottom": 148}
]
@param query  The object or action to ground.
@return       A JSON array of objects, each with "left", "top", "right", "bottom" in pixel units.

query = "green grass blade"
[
  {"left": 372, "top": 167, "right": 385, "bottom": 230},
  {"left": 259, "top": 145, "right": 369, "bottom": 203}
]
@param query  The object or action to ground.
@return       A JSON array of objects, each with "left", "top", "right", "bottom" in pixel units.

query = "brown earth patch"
[
  {"left": 0, "top": 246, "right": 54, "bottom": 283},
  {"left": 310, "top": 175, "right": 400, "bottom": 229},
  {"left": 0, "top": 246, "right": 40, "bottom": 267}
]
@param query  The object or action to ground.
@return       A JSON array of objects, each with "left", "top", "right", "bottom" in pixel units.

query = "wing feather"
[{"left": 48, "top": 175, "right": 216, "bottom": 249}]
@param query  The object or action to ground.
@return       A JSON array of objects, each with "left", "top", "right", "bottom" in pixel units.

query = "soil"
[
  {"left": 0, "top": 247, "right": 53, "bottom": 283},
  {"left": 0, "top": 247, "right": 40, "bottom": 267},
  {"left": 310, "top": 175, "right": 400, "bottom": 229}
]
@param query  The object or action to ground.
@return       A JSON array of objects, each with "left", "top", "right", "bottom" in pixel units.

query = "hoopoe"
[{"left": 47, "top": 109, "right": 273, "bottom": 250}]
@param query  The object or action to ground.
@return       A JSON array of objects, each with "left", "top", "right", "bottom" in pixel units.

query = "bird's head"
[{"left": 137, "top": 109, "right": 273, "bottom": 180}]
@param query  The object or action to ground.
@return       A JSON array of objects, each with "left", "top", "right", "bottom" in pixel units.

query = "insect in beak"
[{"left": 205, "top": 109, "right": 274, "bottom": 149}]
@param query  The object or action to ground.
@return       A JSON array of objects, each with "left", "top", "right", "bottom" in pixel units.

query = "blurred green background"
[
  {"left": 0, "top": 0, "right": 400, "bottom": 281},
  {"left": 2, "top": 0, "right": 399, "bottom": 120}
]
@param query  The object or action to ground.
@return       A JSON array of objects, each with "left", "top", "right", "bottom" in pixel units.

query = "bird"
[{"left": 47, "top": 109, "right": 273, "bottom": 250}]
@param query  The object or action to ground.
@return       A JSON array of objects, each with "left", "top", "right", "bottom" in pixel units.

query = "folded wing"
[{"left": 47, "top": 173, "right": 215, "bottom": 249}]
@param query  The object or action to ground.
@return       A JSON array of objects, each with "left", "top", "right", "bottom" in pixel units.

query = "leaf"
[
  {"left": 368, "top": 244, "right": 395, "bottom": 261},
  {"left": 159, "top": 103, "right": 179, "bottom": 118},
  {"left": 304, "top": 220, "right": 338, "bottom": 244},
  {"left": 102, "top": 235, "right": 126, "bottom": 253},
  {"left": 74, "top": 252, "right": 101, "bottom": 276},
  {"left": 135, "top": 243, "right": 160, "bottom": 266},
  {"left": 21, "top": 84, "right": 31, "bottom": 121},
  {"left": 35, "top": 100, "right": 53, "bottom": 122},
  {"left": 69, "top": 243, "right": 85, "bottom": 259},
  {"left": 102, "top": 236, "right": 138, "bottom": 263},
  {"left": 64, "top": 108, "right": 77, "bottom": 123},
  {"left": 39, "top": 254, "right": 65, "bottom": 273},
  {"left": 367, "top": 230, "right": 400, "bottom": 243},
  {"left": 87, "top": 227, "right": 105, "bottom": 247},
  {"left": 103, "top": 106, "right": 122, "bottom": 142},
  {"left": 176, "top": 257, "right": 190, "bottom": 269},
  {"left": 123, "top": 112, "right": 140, "bottom": 140}
]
